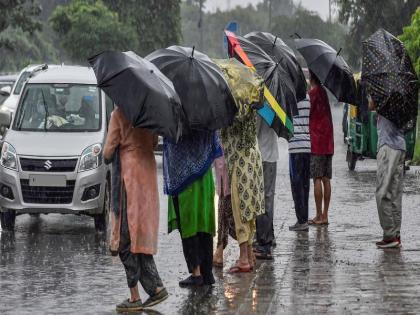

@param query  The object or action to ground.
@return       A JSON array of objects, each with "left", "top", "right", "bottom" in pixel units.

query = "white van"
[{"left": 0, "top": 65, "right": 113, "bottom": 231}]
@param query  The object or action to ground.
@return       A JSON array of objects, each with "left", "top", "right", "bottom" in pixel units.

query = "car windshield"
[
  {"left": 14, "top": 84, "right": 101, "bottom": 132},
  {"left": 13, "top": 71, "right": 31, "bottom": 95}
]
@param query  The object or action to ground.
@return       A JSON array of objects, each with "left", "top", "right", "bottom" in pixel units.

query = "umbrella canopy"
[
  {"left": 225, "top": 30, "right": 296, "bottom": 139},
  {"left": 245, "top": 31, "right": 307, "bottom": 102},
  {"left": 295, "top": 38, "right": 356, "bottom": 104},
  {"left": 362, "top": 28, "right": 419, "bottom": 131},
  {"left": 88, "top": 51, "right": 184, "bottom": 142},
  {"left": 146, "top": 46, "right": 237, "bottom": 131},
  {"left": 213, "top": 58, "right": 264, "bottom": 111}
]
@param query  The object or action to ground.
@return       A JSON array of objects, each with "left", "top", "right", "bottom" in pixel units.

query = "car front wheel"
[
  {"left": 0, "top": 210, "right": 16, "bottom": 231},
  {"left": 94, "top": 181, "right": 110, "bottom": 232}
]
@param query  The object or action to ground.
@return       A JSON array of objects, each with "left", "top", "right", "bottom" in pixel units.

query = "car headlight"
[
  {"left": 0, "top": 142, "right": 17, "bottom": 171},
  {"left": 78, "top": 143, "right": 102, "bottom": 172}
]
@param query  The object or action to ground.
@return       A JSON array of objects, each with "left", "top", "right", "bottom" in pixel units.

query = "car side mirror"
[
  {"left": 0, "top": 110, "right": 12, "bottom": 129},
  {"left": 0, "top": 86, "right": 11, "bottom": 97}
]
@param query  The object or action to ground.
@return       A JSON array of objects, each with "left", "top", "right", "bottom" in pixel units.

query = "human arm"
[{"left": 103, "top": 109, "right": 121, "bottom": 164}]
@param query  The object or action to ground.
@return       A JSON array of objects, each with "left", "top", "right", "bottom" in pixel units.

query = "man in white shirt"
[{"left": 254, "top": 116, "right": 279, "bottom": 260}]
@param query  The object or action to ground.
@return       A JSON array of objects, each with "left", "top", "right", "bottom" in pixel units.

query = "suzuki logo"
[{"left": 44, "top": 160, "right": 52, "bottom": 170}]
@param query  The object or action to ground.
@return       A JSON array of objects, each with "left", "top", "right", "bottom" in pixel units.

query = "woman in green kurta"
[{"left": 163, "top": 130, "right": 222, "bottom": 287}]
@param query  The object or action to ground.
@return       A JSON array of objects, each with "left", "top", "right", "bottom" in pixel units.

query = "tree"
[
  {"left": 50, "top": 0, "right": 137, "bottom": 63},
  {"left": 0, "top": 0, "right": 42, "bottom": 40},
  {"left": 0, "top": 28, "right": 57, "bottom": 71},
  {"left": 400, "top": 8, "right": 420, "bottom": 77},
  {"left": 334, "top": 0, "right": 420, "bottom": 69},
  {"left": 103, "top": 0, "right": 182, "bottom": 56}
]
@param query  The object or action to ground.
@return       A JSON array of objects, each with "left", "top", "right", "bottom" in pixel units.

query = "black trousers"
[
  {"left": 173, "top": 196, "right": 214, "bottom": 283},
  {"left": 289, "top": 153, "right": 310, "bottom": 224},
  {"left": 119, "top": 202, "right": 163, "bottom": 294},
  {"left": 256, "top": 162, "right": 277, "bottom": 254}
]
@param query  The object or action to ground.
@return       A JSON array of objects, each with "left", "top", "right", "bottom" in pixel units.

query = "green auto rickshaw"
[{"left": 344, "top": 74, "right": 417, "bottom": 170}]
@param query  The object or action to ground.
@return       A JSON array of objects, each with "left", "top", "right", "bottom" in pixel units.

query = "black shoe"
[
  {"left": 203, "top": 274, "right": 215, "bottom": 286},
  {"left": 143, "top": 288, "right": 169, "bottom": 308},
  {"left": 179, "top": 275, "right": 203, "bottom": 287}
]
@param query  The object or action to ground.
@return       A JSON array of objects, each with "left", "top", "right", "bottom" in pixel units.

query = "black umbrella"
[
  {"left": 245, "top": 31, "right": 307, "bottom": 102},
  {"left": 146, "top": 46, "right": 237, "bottom": 131},
  {"left": 88, "top": 51, "right": 184, "bottom": 142},
  {"left": 295, "top": 38, "right": 356, "bottom": 104},
  {"left": 362, "top": 28, "right": 419, "bottom": 131}
]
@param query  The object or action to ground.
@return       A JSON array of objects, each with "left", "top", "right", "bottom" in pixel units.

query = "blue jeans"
[{"left": 289, "top": 153, "right": 310, "bottom": 224}]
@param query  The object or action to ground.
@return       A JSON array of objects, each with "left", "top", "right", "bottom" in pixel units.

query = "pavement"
[{"left": 1, "top": 106, "right": 420, "bottom": 315}]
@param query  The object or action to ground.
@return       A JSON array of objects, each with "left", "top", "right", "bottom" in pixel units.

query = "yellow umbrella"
[{"left": 213, "top": 58, "right": 264, "bottom": 116}]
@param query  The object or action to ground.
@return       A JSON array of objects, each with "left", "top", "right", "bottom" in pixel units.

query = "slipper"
[
  {"left": 116, "top": 298, "right": 143, "bottom": 312},
  {"left": 143, "top": 288, "right": 169, "bottom": 308},
  {"left": 228, "top": 264, "right": 252, "bottom": 274},
  {"left": 254, "top": 252, "right": 273, "bottom": 260}
]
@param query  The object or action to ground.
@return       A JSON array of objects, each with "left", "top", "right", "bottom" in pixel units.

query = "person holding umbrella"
[
  {"left": 308, "top": 70, "right": 334, "bottom": 225},
  {"left": 89, "top": 51, "right": 183, "bottom": 312},
  {"left": 215, "top": 58, "right": 266, "bottom": 272},
  {"left": 362, "top": 29, "right": 419, "bottom": 248},
  {"left": 147, "top": 46, "right": 235, "bottom": 285},
  {"left": 104, "top": 109, "right": 169, "bottom": 311},
  {"left": 294, "top": 38, "right": 357, "bottom": 226}
]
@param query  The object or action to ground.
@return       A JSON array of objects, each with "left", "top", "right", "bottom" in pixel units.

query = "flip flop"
[{"left": 228, "top": 264, "right": 252, "bottom": 274}]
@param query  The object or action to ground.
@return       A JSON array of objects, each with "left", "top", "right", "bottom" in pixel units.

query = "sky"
[{"left": 205, "top": 0, "right": 332, "bottom": 20}]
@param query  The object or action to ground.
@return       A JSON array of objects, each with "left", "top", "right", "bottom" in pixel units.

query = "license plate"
[{"left": 28, "top": 174, "right": 66, "bottom": 187}]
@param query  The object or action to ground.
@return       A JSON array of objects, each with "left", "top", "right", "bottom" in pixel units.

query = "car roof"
[
  {"left": 28, "top": 65, "right": 97, "bottom": 85},
  {"left": 0, "top": 74, "right": 18, "bottom": 82}
]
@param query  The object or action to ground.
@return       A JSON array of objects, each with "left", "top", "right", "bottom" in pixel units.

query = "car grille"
[
  {"left": 20, "top": 179, "right": 75, "bottom": 204},
  {"left": 20, "top": 158, "right": 78, "bottom": 172}
]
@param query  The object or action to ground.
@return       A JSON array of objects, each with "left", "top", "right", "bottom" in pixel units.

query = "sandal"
[
  {"left": 308, "top": 217, "right": 321, "bottom": 225},
  {"left": 228, "top": 264, "right": 252, "bottom": 274},
  {"left": 116, "top": 298, "right": 143, "bottom": 312}
]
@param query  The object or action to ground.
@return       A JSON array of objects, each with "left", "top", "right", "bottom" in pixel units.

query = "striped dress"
[{"left": 288, "top": 98, "right": 311, "bottom": 154}]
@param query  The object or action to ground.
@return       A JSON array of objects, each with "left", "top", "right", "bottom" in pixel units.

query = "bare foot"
[{"left": 213, "top": 246, "right": 223, "bottom": 267}]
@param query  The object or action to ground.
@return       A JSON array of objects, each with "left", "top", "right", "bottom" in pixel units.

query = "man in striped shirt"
[{"left": 288, "top": 97, "right": 311, "bottom": 231}]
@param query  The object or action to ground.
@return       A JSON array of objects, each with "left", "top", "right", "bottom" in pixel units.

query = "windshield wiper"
[{"left": 41, "top": 90, "right": 49, "bottom": 131}]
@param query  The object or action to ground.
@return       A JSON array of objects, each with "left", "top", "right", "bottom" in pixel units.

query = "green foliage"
[
  {"left": 400, "top": 8, "right": 420, "bottom": 77},
  {"left": 271, "top": 7, "right": 347, "bottom": 57},
  {"left": 103, "top": 0, "right": 182, "bottom": 56},
  {"left": 181, "top": 2, "right": 347, "bottom": 60},
  {"left": 334, "top": 0, "right": 420, "bottom": 69},
  {"left": 50, "top": 0, "right": 137, "bottom": 63},
  {"left": 0, "top": 0, "right": 42, "bottom": 35},
  {"left": 0, "top": 27, "right": 58, "bottom": 71}
]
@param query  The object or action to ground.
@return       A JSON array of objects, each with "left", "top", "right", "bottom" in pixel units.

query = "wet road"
[{"left": 1, "top": 106, "right": 420, "bottom": 314}]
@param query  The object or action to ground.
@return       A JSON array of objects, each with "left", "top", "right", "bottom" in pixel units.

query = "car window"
[
  {"left": 14, "top": 83, "right": 101, "bottom": 132},
  {"left": 13, "top": 71, "right": 31, "bottom": 95}
]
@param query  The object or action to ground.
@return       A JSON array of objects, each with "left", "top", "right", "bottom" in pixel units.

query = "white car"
[
  {"left": 0, "top": 65, "right": 113, "bottom": 231},
  {"left": 0, "top": 65, "right": 52, "bottom": 117}
]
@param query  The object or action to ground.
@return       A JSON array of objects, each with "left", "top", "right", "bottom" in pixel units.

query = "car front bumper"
[{"left": 0, "top": 162, "right": 108, "bottom": 215}]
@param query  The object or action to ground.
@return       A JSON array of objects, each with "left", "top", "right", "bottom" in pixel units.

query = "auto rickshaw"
[{"left": 344, "top": 74, "right": 417, "bottom": 170}]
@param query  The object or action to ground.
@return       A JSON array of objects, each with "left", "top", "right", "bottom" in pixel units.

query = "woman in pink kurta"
[{"left": 104, "top": 108, "right": 167, "bottom": 311}]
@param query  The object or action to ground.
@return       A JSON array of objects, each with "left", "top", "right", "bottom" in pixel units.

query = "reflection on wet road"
[{"left": 1, "top": 106, "right": 420, "bottom": 314}]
